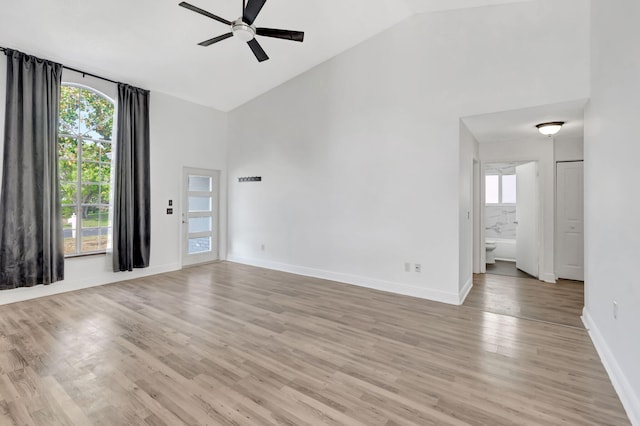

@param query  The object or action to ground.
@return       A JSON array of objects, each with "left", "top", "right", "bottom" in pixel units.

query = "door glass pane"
[
  {"left": 502, "top": 175, "right": 517, "bottom": 203},
  {"left": 188, "top": 237, "right": 211, "bottom": 254},
  {"left": 189, "top": 175, "right": 211, "bottom": 192},
  {"left": 189, "top": 217, "right": 212, "bottom": 233},
  {"left": 189, "top": 196, "right": 211, "bottom": 212},
  {"left": 485, "top": 175, "right": 499, "bottom": 203}
]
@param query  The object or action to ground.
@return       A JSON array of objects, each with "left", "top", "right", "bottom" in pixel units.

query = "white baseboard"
[
  {"left": 541, "top": 272, "right": 557, "bottom": 283},
  {"left": 582, "top": 308, "right": 639, "bottom": 426},
  {"left": 0, "top": 263, "right": 180, "bottom": 306},
  {"left": 458, "top": 276, "right": 473, "bottom": 305},
  {"left": 227, "top": 255, "right": 462, "bottom": 305}
]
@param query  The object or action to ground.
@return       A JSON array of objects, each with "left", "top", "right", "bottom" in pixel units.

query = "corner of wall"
[{"left": 458, "top": 276, "right": 473, "bottom": 305}]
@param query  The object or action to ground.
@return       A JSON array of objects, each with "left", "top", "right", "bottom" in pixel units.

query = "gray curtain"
[
  {"left": 112, "top": 84, "right": 150, "bottom": 272},
  {"left": 0, "top": 50, "right": 64, "bottom": 290}
]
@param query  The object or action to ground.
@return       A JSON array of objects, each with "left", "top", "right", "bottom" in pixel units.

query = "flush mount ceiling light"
[{"left": 536, "top": 121, "right": 565, "bottom": 137}]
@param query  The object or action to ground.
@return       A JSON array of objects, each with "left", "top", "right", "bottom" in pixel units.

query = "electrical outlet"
[
  {"left": 404, "top": 262, "right": 410, "bottom": 272},
  {"left": 261, "top": 244, "right": 265, "bottom": 251},
  {"left": 613, "top": 301, "right": 618, "bottom": 319},
  {"left": 415, "top": 264, "right": 421, "bottom": 273}
]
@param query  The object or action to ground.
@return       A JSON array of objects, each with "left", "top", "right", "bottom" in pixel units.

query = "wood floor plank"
[{"left": 0, "top": 261, "right": 629, "bottom": 425}]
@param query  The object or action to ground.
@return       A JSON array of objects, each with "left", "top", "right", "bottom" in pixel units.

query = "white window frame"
[
  {"left": 485, "top": 172, "right": 517, "bottom": 206},
  {"left": 59, "top": 83, "right": 116, "bottom": 257}
]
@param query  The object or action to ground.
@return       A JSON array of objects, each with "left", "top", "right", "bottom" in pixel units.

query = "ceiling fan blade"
[
  {"left": 256, "top": 28, "right": 304, "bottom": 42},
  {"left": 247, "top": 38, "right": 269, "bottom": 62},
  {"left": 243, "top": 0, "right": 267, "bottom": 25},
  {"left": 198, "top": 33, "right": 233, "bottom": 46},
  {"left": 179, "top": 2, "right": 231, "bottom": 26}
]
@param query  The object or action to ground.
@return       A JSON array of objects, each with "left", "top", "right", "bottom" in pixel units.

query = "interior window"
[
  {"left": 485, "top": 173, "right": 516, "bottom": 204},
  {"left": 485, "top": 175, "right": 499, "bottom": 204},
  {"left": 501, "top": 174, "right": 517, "bottom": 204}
]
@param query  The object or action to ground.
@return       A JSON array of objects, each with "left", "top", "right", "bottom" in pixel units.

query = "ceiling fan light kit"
[
  {"left": 179, "top": 0, "right": 304, "bottom": 62},
  {"left": 232, "top": 20, "right": 256, "bottom": 42}
]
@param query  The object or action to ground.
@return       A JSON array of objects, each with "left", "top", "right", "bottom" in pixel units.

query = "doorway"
[
  {"left": 182, "top": 167, "right": 220, "bottom": 267},
  {"left": 483, "top": 161, "right": 539, "bottom": 279}
]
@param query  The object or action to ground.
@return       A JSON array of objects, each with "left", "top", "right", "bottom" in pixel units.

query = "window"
[
  {"left": 58, "top": 85, "right": 115, "bottom": 256},
  {"left": 485, "top": 174, "right": 516, "bottom": 205}
]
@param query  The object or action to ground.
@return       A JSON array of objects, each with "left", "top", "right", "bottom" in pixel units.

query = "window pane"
[
  {"left": 81, "top": 233, "right": 109, "bottom": 253},
  {"left": 80, "top": 90, "right": 115, "bottom": 141},
  {"left": 189, "top": 176, "right": 211, "bottom": 192},
  {"left": 502, "top": 175, "right": 517, "bottom": 204},
  {"left": 81, "top": 184, "right": 102, "bottom": 204},
  {"left": 100, "top": 184, "right": 111, "bottom": 204},
  {"left": 81, "top": 206, "right": 110, "bottom": 229},
  {"left": 59, "top": 160, "right": 78, "bottom": 183},
  {"left": 101, "top": 142, "right": 113, "bottom": 162},
  {"left": 80, "top": 206, "right": 110, "bottom": 253},
  {"left": 80, "top": 141, "right": 113, "bottom": 164},
  {"left": 62, "top": 206, "right": 78, "bottom": 255},
  {"left": 58, "top": 137, "right": 78, "bottom": 161},
  {"left": 189, "top": 196, "right": 211, "bottom": 212},
  {"left": 485, "top": 175, "right": 499, "bottom": 204},
  {"left": 82, "top": 139, "right": 101, "bottom": 162},
  {"left": 188, "top": 237, "right": 211, "bottom": 254},
  {"left": 59, "top": 86, "right": 80, "bottom": 135},
  {"left": 189, "top": 217, "right": 212, "bottom": 233},
  {"left": 60, "top": 183, "right": 77, "bottom": 205},
  {"left": 81, "top": 162, "right": 111, "bottom": 184}
]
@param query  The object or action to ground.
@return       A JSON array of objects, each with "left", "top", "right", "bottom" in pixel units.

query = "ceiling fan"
[{"left": 179, "top": 0, "right": 304, "bottom": 62}]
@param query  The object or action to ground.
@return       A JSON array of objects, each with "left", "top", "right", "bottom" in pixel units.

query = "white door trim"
[{"left": 181, "top": 167, "right": 220, "bottom": 267}]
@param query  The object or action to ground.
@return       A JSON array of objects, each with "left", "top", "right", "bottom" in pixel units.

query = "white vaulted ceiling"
[{"left": 0, "top": 0, "right": 532, "bottom": 111}]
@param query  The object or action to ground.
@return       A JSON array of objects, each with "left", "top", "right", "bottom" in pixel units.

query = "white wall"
[
  {"left": 0, "top": 64, "right": 228, "bottom": 305},
  {"left": 485, "top": 206, "right": 517, "bottom": 239},
  {"left": 583, "top": 0, "right": 640, "bottom": 423},
  {"left": 555, "top": 136, "right": 584, "bottom": 162},
  {"left": 227, "top": 0, "right": 589, "bottom": 304},
  {"left": 479, "top": 139, "right": 556, "bottom": 282},
  {"left": 459, "top": 121, "right": 478, "bottom": 297}
]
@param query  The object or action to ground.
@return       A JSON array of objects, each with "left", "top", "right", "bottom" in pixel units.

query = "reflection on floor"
[
  {"left": 486, "top": 260, "right": 534, "bottom": 278},
  {"left": 465, "top": 272, "right": 585, "bottom": 328}
]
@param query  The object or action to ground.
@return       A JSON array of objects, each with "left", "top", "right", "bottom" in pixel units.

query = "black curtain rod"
[{"left": 0, "top": 46, "right": 122, "bottom": 86}]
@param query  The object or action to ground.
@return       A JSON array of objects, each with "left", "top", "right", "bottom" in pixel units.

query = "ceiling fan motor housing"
[{"left": 232, "top": 19, "right": 256, "bottom": 42}]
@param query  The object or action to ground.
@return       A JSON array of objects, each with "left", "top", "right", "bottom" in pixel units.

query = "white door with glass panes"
[{"left": 182, "top": 168, "right": 219, "bottom": 266}]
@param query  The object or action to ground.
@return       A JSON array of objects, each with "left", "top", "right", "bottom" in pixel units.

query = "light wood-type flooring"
[
  {"left": 465, "top": 273, "right": 585, "bottom": 328},
  {"left": 0, "top": 262, "right": 629, "bottom": 425}
]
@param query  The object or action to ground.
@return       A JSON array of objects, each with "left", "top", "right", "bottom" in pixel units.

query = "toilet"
[{"left": 485, "top": 240, "right": 497, "bottom": 264}]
